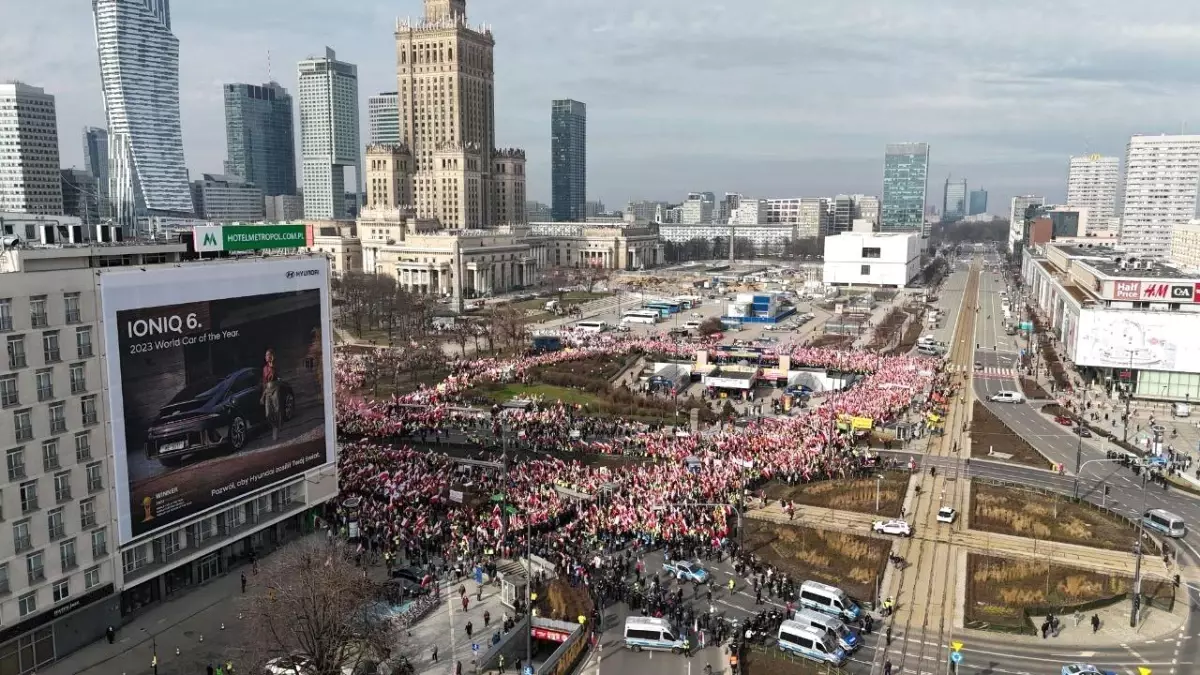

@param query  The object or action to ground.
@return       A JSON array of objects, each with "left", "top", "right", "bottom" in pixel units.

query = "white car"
[
  {"left": 937, "top": 507, "right": 958, "bottom": 524},
  {"left": 265, "top": 656, "right": 313, "bottom": 675},
  {"left": 872, "top": 519, "right": 913, "bottom": 537}
]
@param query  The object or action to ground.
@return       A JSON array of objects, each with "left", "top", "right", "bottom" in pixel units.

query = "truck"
[
  {"left": 530, "top": 335, "right": 563, "bottom": 353},
  {"left": 663, "top": 559, "right": 710, "bottom": 583}
]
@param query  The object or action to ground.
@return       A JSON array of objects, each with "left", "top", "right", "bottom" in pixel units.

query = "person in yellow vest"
[{"left": 578, "top": 614, "right": 586, "bottom": 625}]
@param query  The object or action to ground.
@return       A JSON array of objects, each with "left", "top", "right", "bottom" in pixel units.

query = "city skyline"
[{"left": 9, "top": 0, "right": 1200, "bottom": 210}]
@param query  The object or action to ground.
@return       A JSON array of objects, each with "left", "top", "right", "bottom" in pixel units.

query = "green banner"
[{"left": 194, "top": 224, "right": 307, "bottom": 252}]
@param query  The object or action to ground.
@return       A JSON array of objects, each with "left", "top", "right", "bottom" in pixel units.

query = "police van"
[
  {"left": 798, "top": 580, "right": 862, "bottom": 622},
  {"left": 1143, "top": 509, "right": 1187, "bottom": 538},
  {"left": 623, "top": 617, "right": 687, "bottom": 653},
  {"left": 792, "top": 608, "right": 860, "bottom": 651},
  {"left": 776, "top": 620, "right": 847, "bottom": 666}
]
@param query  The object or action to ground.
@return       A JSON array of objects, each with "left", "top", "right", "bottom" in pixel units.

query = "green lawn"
[{"left": 480, "top": 383, "right": 606, "bottom": 406}]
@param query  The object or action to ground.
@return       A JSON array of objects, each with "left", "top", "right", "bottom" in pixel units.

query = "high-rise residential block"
[
  {"left": 943, "top": 178, "right": 967, "bottom": 221},
  {"left": 298, "top": 48, "right": 361, "bottom": 220},
  {"left": 61, "top": 169, "right": 102, "bottom": 224},
  {"left": 680, "top": 192, "right": 715, "bottom": 224},
  {"left": 189, "top": 173, "right": 265, "bottom": 223},
  {"left": 881, "top": 142, "right": 930, "bottom": 233},
  {"left": 1008, "top": 195, "right": 1045, "bottom": 251},
  {"left": 1067, "top": 154, "right": 1119, "bottom": 229},
  {"left": 222, "top": 82, "right": 297, "bottom": 197},
  {"left": 1120, "top": 135, "right": 1200, "bottom": 258},
  {"left": 551, "top": 99, "right": 586, "bottom": 222},
  {"left": 93, "top": 0, "right": 194, "bottom": 233},
  {"left": 0, "top": 83, "right": 64, "bottom": 215},
  {"left": 82, "top": 127, "right": 109, "bottom": 217},
  {"left": 367, "top": 92, "right": 401, "bottom": 146},
  {"left": 968, "top": 189, "right": 988, "bottom": 216},
  {"left": 492, "top": 149, "right": 526, "bottom": 225},
  {"left": 395, "top": 0, "right": 524, "bottom": 229}
]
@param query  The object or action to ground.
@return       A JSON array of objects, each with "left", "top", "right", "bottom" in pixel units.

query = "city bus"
[
  {"left": 621, "top": 310, "right": 660, "bottom": 325},
  {"left": 1143, "top": 509, "right": 1186, "bottom": 537},
  {"left": 644, "top": 301, "right": 682, "bottom": 317}
]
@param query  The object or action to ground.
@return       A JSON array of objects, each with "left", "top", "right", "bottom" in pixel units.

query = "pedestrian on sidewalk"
[
  {"left": 241, "top": 572, "right": 247, "bottom": 594},
  {"left": 462, "top": 595, "right": 470, "bottom": 612},
  {"left": 432, "top": 645, "right": 438, "bottom": 663},
  {"left": 885, "top": 625, "right": 892, "bottom": 646},
  {"left": 465, "top": 621, "right": 474, "bottom": 639},
  {"left": 207, "top": 665, "right": 214, "bottom": 675},
  {"left": 499, "top": 654, "right": 506, "bottom": 673},
  {"left": 884, "top": 661, "right": 893, "bottom": 675},
  {"left": 484, "top": 610, "right": 491, "bottom": 628},
  {"left": 455, "top": 661, "right": 463, "bottom": 675},
  {"left": 106, "top": 626, "right": 114, "bottom": 644},
  {"left": 1091, "top": 614, "right": 1100, "bottom": 633}
]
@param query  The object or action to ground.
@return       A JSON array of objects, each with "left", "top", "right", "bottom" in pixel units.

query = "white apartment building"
[
  {"left": 0, "top": 84, "right": 63, "bottom": 217},
  {"left": 0, "top": 236, "right": 338, "bottom": 673},
  {"left": 1169, "top": 221, "right": 1200, "bottom": 273},
  {"left": 657, "top": 223, "right": 796, "bottom": 255},
  {"left": 765, "top": 198, "right": 828, "bottom": 239},
  {"left": 297, "top": 48, "right": 361, "bottom": 220},
  {"left": 190, "top": 174, "right": 265, "bottom": 223},
  {"left": 732, "top": 199, "right": 768, "bottom": 225},
  {"left": 1067, "top": 154, "right": 1120, "bottom": 231},
  {"left": 679, "top": 193, "right": 715, "bottom": 225},
  {"left": 1008, "top": 195, "right": 1045, "bottom": 251},
  {"left": 366, "top": 92, "right": 400, "bottom": 146},
  {"left": 1119, "top": 134, "right": 1200, "bottom": 259}
]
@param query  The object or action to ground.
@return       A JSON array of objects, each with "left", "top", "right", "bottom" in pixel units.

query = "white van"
[
  {"left": 776, "top": 620, "right": 847, "bottom": 666},
  {"left": 918, "top": 335, "right": 936, "bottom": 345},
  {"left": 574, "top": 320, "right": 608, "bottom": 334},
  {"left": 1173, "top": 402, "right": 1191, "bottom": 418},
  {"left": 1143, "top": 509, "right": 1187, "bottom": 538},
  {"left": 792, "top": 608, "right": 860, "bottom": 651},
  {"left": 623, "top": 617, "right": 686, "bottom": 653},
  {"left": 798, "top": 581, "right": 862, "bottom": 622},
  {"left": 916, "top": 344, "right": 942, "bottom": 356},
  {"left": 988, "top": 390, "right": 1025, "bottom": 403}
]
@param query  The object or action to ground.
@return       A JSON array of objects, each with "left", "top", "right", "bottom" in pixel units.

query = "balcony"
[
  {"left": 80, "top": 512, "right": 95, "bottom": 529},
  {"left": 30, "top": 314, "right": 47, "bottom": 329},
  {"left": 64, "top": 309, "right": 80, "bottom": 324},
  {"left": 48, "top": 524, "right": 64, "bottom": 541},
  {"left": 82, "top": 411, "right": 98, "bottom": 427}
]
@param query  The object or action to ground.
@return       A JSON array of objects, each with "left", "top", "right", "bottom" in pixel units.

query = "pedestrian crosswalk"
[{"left": 973, "top": 367, "right": 1017, "bottom": 378}]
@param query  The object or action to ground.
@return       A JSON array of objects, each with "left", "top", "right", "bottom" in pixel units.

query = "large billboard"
[
  {"left": 100, "top": 257, "right": 335, "bottom": 544},
  {"left": 193, "top": 224, "right": 309, "bottom": 253},
  {"left": 1075, "top": 309, "right": 1200, "bottom": 374}
]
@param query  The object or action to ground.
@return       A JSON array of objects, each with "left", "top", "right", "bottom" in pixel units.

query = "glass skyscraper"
[
  {"left": 93, "top": 0, "right": 195, "bottom": 232},
  {"left": 968, "top": 189, "right": 988, "bottom": 215},
  {"left": 880, "top": 142, "right": 930, "bottom": 233},
  {"left": 943, "top": 178, "right": 967, "bottom": 220},
  {"left": 223, "top": 82, "right": 297, "bottom": 197},
  {"left": 551, "top": 99, "right": 586, "bottom": 222}
]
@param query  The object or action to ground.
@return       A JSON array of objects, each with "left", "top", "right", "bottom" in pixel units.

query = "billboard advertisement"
[
  {"left": 99, "top": 257, "right": 334, "bottom": 544},
  {"left": 193, "top": 224, "right": 308, "bottom": 253},
  {"left": 1075, "top": 309, "right": 1200, "bottom": 373}
]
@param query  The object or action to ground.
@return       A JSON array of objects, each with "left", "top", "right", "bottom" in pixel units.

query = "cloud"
[{"left": 7, "top": 0, "right": 1200, "bottom": 212}]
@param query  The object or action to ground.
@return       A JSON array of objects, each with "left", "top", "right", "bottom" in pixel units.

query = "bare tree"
[{"left": 237, "top": 539, "right": 397, "bottom": 675}]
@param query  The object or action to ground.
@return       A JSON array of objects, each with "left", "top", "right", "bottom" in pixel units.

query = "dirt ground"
[
  {"left": 744, "top": 647, "right": 830, "bottom": 675},
  {"left": 866, "top": 309, "right": 906, "bottom": 351},
  {"left": 743, "top": 521, "right": 890, "bottom": 605},
  {"left": 1019, "top": 377, "right": 1051, "bottom": 400},
  {"left": 970, "top": 401, "right": 1051, "bottom": 468},
  {"left": 970, "top": 480, "right": 1154, "bottom": 553},
  {"left": 762, "top": 471, "right": 908, "bottom": 518},
  {"left": 807, "top": 334, "right": 854, "bottom": 349},
  {"left": 537, "top": 578, "right": 594, "bottom": 623},
  {"left": 883, "top": 309, "right": 924, "bottom": 356}
]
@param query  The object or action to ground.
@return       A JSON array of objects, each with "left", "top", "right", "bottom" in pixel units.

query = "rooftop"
[{"left": 1047, "top": 243, "right": 1197, "bottom": 280}]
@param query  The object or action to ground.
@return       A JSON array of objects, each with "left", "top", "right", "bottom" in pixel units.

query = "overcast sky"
[{"left": 8, "top": 0, "right": 1200, "bottom": 213}]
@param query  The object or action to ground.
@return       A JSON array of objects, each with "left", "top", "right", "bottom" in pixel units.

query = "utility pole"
[{"left": 1131, "top": 470, "right": 1149, "bottom": 628}]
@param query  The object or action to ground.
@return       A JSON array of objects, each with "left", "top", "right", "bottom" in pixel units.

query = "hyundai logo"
[{"left": 287, "top": 269, "right": 320, "bottom": 279}]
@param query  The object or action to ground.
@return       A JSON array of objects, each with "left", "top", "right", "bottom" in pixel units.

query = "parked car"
[
  {"left": 936, "top": 507, "right": 958, "bottom": 524},
  {"left": 1054, "top": 415, "right": 1074, "bottom": 427},
  {"left": 1077, "top": 426, "right": 1092, "bottom": 438},
  {"left": 872, "top": 520, "right": 913, "bottom": 537},
  {"left": 144, "top": 367, "right": 296, "bottom": 466}
]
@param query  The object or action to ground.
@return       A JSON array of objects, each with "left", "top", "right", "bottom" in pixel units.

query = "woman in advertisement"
[{"left": 261, "top": 348, "right": 282, "bottom": 441}]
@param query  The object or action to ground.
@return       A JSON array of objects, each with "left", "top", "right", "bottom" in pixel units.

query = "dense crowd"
[{"left": 329, "top": 330, "right": 951, "bottom": 574}]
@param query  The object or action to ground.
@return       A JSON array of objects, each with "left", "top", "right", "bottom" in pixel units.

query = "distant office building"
[
  {"left": 264, "top": 194, "right": 304, "bottom": 222},
  {"left": 0, "top": 83, "right": 64, "bottom": 215},
  {"left": 831, "top": 195, "right": 855, "bottom": 234},
  {"left": 717, "top": 193, "right": 742, "bottom": 224},
  {"left": 82, "top": 126, "right": 109, "bottom": 217},
  {"left": 367, "top": 92, "right": 401, "bottom": 146},
  {"left": 1169, "top": 221, "right": 1200, "bottom": 272},
  {"left": 190, "top": 173, "right": 265, "bottom": 223},
  {"left": 656, "top": 203, "right": 682, "bottom": 224},
  {"left": 1067, "top": 154, "right": 1119, "bottom": 229},
  {"left": 881, "top": 142, "right": 930, "bottom": 233},
  {"left": 943, "top": 178, "right": 967, "bottom": 221},
  {"left": 968, "top": 189, "right": 988, "bottom": 216},
  {"left": 223, "top": 82, "right": 297, "bottom": 197},
  {"left": 854, "top": 195, "right": 880, "bottom": 227},
  {"left": 1047, "top": 206, "right": 1090, "bottom": 238},
  {"left": 61, "top": 169, "right": 102, "bottom": 224},
  {"left": 94, "top": 0, "right": 195, "bottom": 232},
  {"left": 551, "top": 99, "right": 586, "bottom": 222},
  {"left": 1120, "top": 135, "right": 1200, "bottom": 258},
  {"left": 298, "top": 47, "right": 361, "bottom": 220},
  {"left": 680, "top": 192, "right": 715, "bottom": 224},
  {"left": 584, "top": 200, "right": 605, "bottom": 218},
  {"left": 626, "top": 200, "right": 669, "bottom": 223},
  {"left": 526, "top": 201, "right": 551, "bottom": 222},
  {"left": 1008, "top": 195, "right": 1045, "bottom": 252},
  {"left": 732, "top": 198, "right": 768, "bottom": 225},
  {"left": 765, "top": 198, "right": 828, "bottom": 239}
]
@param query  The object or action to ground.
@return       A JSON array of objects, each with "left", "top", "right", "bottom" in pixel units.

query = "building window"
[
  {"left": 119, "top": 542, "right": 142, "bottom": 573},
  {"left": 26, "top": 550, "right": 44, "bottom": 583},
  {"left": 63, "top": 293, "right": 81, "bottom": 324},
  {"left": 86, "top": 461, "right": 103, "bottom": 492},
  {"left": 47, "top": 508, "right": 64, "bottom": 541},
  {"left": 75, "top": 326, "right": 92, "bottom": 358},
  {"left": 860, "top": 264, "right": 871, "bottom": 275},
  {"left": 53, "top": 470, "right": 70, "bottom": 503},
  {"left": 79, "top": 497, "right": 95, "bottom": 528},
  {"left": 42, "top": 439, "right": 59, "bottom": 472},
  {"left": 48, "top": 402, "right": 66, "bottom": 434},
  {"left": 69, "top": 363, "right": 86, "bottom": 394},
  {"left": 81, "top": 395, "right": 97, "bottom": 426},
  {"left": 74, "top": 431, "right": 91, "bottom": 462},
  {"left": 13, "top": 409, "right": 31, "bottom": 442},
  {"left": 92, "top": 527, "right": 108, "bottom": 559},
  {"left": 0, "top": 374, "right": 17, "bottom": 408},
  {"left": 861, "top": 247, "right": 882, "bottom": 259},
  {"left": 18, "top": 591, "right": 36, "bottom": 617},
  {"left": 6, "top": 447, "right": 25, "bottom": 480},
  {"left": 52, "top": 579, "right": 69, "bottom": 603},
  {"left": 84, "top": 565, "right": 100, "bottom": 589},
  {"left": 42, "top": 331, "right": 60, "bottom": 363},
  {"left": 0, "top": 563, "right": 9, "bottom": 594},
  {"left": 13, "top": 520, "right": 30, "bottom": 553},
  {"left": 0, "top": 299, "right": 11, "bottom": 332},
  {"left": 7, "top": 335, "right": 26, "bottom": 369},
  {"left": 59, "top": 538, "right": 76, "bottom": 571},
  {"left": 19, "top": 480, "right": 37, "bottom": 513},
  {"left": 29, "top": 297, "right": 47, "bottom": 329}
]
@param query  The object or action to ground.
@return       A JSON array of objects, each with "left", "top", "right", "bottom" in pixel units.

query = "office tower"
[
  {"left": 551, "top": 99, "right": 587, "bottom": 222},
  {"left": 526, "top": 201, "right": 551, "bottom": 222},
  {"left": 1120, "top": 135, "right": 1200, "bottom": 258},
  {"left": 367, "top": 93, "right": 401, "bottom": 146},
  {"left": 82, "top": 127, "right": 109, "bottom": 217},
  {"left": 264, "top": 194, "right": 304, "bottom": 222},
  {"left": 881, "top": 142, "right": 930, "bottom": 233},
  {"left": 223, "top": 82, "right": 297, "bottom": 197},
  {"left": 297, "top": 48, "right": 361, "bottom": 220},
  {"left": 0, "top": 83, "right": 63, "bottom": 215},
  {"left": 968, "top": 189, "right": 988, "bottom": 216},
  {"left": 61, "top": 169, "right": 102, "bottom": 224},
  {"left": 189, "top": 174, "right": 265, "bottom": 223},
  {"left": 396, "top": 0, "right": 525, "bottom": 229},
  {"left": 680, "top": 192, "right": 715, "bottom": 224},
  {"left": 1067, "top": 154, "right": 1120, "bottom": 231},
  {"left": 93, "top": 0, "right": 194, "bottom": 232},
  {"left": 717, "top": 193, "right": 742, "bottom": 224},
  {"left": 832, "top": 195, "right": 855, "bottom": 233},
  {"left": 584, "top": 200, "right": 605, "bottom": 219},
  {"left": 943, "top": 177, "right": 967, "bottom": 221},
  {"left": 1008, "top": 195, "right": 1045, "bottom": 251}
]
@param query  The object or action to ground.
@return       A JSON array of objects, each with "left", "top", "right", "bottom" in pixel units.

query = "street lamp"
[
  {"left": 1131, "top": 469, "right": 1151, "bottom": 629},
  {"left": 141, "top": 627, "right": 158, "bottom": 675},
  {"left": 1072, "top": 457, "right": 1126, "bottom": 500}
]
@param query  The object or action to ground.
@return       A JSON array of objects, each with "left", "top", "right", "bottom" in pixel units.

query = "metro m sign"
[
  {"left": 1141, "top": 283, "right": 1169, "bottom": 299},
  {"left": 1113, "top": 280, "right": 1141, "bottom": 300}
]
